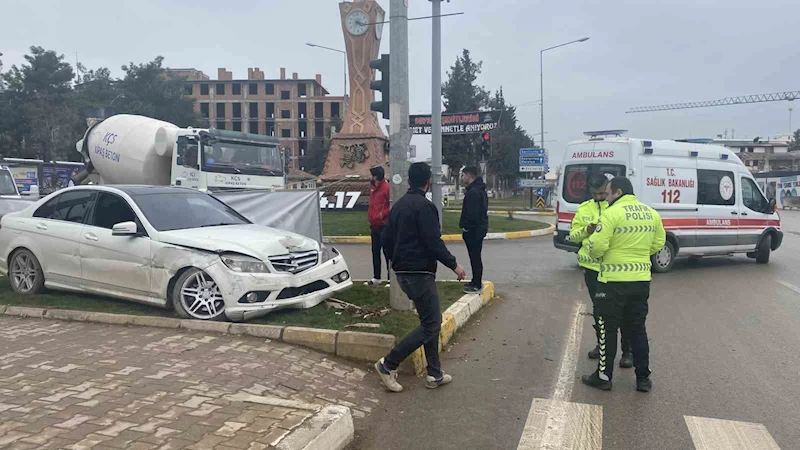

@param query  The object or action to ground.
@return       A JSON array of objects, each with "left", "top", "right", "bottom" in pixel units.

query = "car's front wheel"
[
  {"left": 651, "top": 241, "right": 676, "bottom": 273},
  {"left": 9, "top": 249, "right": 45, "bottom": 295},
  {"left": 172, "top": 268, "right": 226, "bottom": 321}
]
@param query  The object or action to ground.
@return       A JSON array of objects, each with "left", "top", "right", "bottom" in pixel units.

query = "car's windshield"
[
  {"left": 0, "top": 171, "right": 19, "bottom": 196},
  {"left": 132, "top": 192, "right": 250, "bottom": 231},
  {"left": 202, "top": 141, "right": 282, "bottom": 176}
]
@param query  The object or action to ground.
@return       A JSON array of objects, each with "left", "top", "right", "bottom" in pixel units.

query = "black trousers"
[
  {"left": 370, "top": 226, "right": 389, "bottom": 280},
  {"left": 463, "top": 230, "right": 485, "bottom": 287},
  {"left": 594, "top": 281, "right": 651, "bottom": 381},
  {"left": 383, "top": 274, "right": 442, "bottom": 378},
  {"left": 584, "top": 269, "right": 632, "bottom": 356}
]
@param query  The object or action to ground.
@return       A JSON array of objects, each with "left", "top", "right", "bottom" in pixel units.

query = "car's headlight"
[
  {"left": 320, "top": 245, "right": 338, "bottom": 263},
  {"left": 221, "top": 254, "right": 270, "bottom": 273}
]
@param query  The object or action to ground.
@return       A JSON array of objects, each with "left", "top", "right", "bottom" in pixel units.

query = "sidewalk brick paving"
[{"left": 0, "top": 316, "right": 381, "bottom": 449}]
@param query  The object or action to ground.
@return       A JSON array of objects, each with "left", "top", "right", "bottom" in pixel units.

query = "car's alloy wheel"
[
  {"left": 177, "top": 270, "right": 225, "bottom": 320},
  {"left": 651, "top": 241, "right": 676, "bottom": 273},
  {"left": 9, "top": 249, "right": 44, "bottom": 295}
]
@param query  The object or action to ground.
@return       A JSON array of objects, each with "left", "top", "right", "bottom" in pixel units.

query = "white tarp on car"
[{"left": 213, "top": 189, "right": 323, "bottom": 243}]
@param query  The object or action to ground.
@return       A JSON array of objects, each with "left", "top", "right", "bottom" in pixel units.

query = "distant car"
[{"left": 0, "top": 186, "right": 352, "bottom": 321}]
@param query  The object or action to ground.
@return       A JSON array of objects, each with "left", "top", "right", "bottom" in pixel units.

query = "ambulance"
[{"left": 554, "top": 130, "right": 783, "bottom": 272}]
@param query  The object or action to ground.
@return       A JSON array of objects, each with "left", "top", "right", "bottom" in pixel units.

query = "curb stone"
[
  {"left": 336, "top": 331, "right": 396, "bottom": 362},
  {"left": 130, "top": 315, "right": 181, "bottom": 329},
  {"left": 283, "top": 327, "right": 338, "bottom": 354},
  {"left": 409, "top": 281, "right": 496, "bottom": 376},
  {"left": 179, "top": 319, "right": 231, "bottom": 334},
  {"left": 86, "top": 312, "right": 134, "bottom": 325},
  {"left": 45, "top": 309, "right": 90, "bottom": 322},
  {"left": 229, "top": 322, "right": 284, "bottom": 339},
  {"left": 324, "top": 225, "right": 555, "bottom": 244},
  {"left": 276, "top": 405, "right": 354, "bottom": 450},
  {"left": 4, "top": 306, "right": 46, "bottom": 318}
]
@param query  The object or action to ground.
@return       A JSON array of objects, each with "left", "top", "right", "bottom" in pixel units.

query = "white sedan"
[{"left": 0, "top": 185, "right": 352, "bottom": 321}]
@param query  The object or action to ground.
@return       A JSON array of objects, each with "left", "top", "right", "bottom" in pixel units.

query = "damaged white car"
[{"left": 0, "top": 186, "right": 352, "bottom": 321}]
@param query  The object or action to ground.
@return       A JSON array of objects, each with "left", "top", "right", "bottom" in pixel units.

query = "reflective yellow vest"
[
  {"left": 587, "top": 194, "right": 666, "bottom": 283},
  {"left": 569, "top": 199, "right": 608, "bottom": 272}
]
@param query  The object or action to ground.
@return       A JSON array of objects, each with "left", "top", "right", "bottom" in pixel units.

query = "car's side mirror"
[
  {"left": 22, "top": 185, "right": 39, "bottom": 196},
  {"left": 112, "top": 221, "right": 140, "bottom": 236},
  {"left": 768, "top": 198, "right": 777, "bottom": 213}
]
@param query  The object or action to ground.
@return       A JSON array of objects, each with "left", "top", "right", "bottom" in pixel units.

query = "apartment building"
[
  {"left": 713, "top": 137, "right": 800, "bottom": 172},
  {"left": 170, "top": 67, "right": 345, "bottom": 170}
]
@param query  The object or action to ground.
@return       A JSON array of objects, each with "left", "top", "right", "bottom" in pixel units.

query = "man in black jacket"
[
  {"left": 376, "top": 162, "right": 466, "bottom": 392},
  {"left": 459, "top": 166, "right": 489, "bottom": 294}
]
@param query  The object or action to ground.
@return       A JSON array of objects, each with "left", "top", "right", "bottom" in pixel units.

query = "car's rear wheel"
[
  {"left": 651, "top": 241, "right": 676, "bottom": 273},
  {"left": 9, "top": 249, "right": 45, "bottom": 295},
  {"left": 172, "top": 268, "right": 226, "bottom": 321}
]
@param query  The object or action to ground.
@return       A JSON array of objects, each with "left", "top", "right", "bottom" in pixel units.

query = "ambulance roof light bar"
[{"left": 583, "top": 129, "right": 628, "bottom": 138}]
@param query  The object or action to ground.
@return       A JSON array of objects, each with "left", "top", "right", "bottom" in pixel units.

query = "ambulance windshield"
[{"left": 562, "top": 164, "right": 626, "bottom": 203}]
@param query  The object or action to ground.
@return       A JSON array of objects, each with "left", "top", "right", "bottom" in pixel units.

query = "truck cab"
[{"left": 172, "top": 129, "right": 284, "bottom": 191}]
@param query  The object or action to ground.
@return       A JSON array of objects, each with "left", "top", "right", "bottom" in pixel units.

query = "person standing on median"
[
  {"left": 365, "top": 166, "right": 391, "bottom": 288},
  {"left": 459, "top": 166, "right": 489, "bottom": 294},
  {"left": 581, "top": 177, "right": 665, "bottom": 393},
  {"left": 569, "top": 174, "right": 633, "bottom": 369},
  {"left": 376, "top": 162, "right": 467, "bottom": 392}
]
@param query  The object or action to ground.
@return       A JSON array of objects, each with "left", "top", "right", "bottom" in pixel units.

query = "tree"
[
  {"left": 441, "top": 49, "right": 490, "bottom": 170},
  {"left": 114, "top": 57, "right": 200, "bottom": 127},
  {"left": 790, "top": 129, "right": 800, "bottom": 152},
  {"left": 486, "top": 88, "right": 535, "bottom": 187}
]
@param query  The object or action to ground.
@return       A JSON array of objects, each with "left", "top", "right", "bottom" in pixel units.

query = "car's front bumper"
[{"left": 205, "top": 254, "right": 353, "bottom": 322}]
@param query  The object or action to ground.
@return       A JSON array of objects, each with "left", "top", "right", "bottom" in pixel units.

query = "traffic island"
[{"left": 321, "top": 210, "right": 552, "bottom": 244}]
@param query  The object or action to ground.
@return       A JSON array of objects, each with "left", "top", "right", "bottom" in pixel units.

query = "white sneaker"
[
  {"left": 364, "top": 279, "right": 381, "bottom": 286},
  {"left": 385, "top": 282, "right": 391, "bottom": 288},
  {"left": 375, "top": 358, "right": 403, "bottom": 392},
  {"left": 425, "top": 373, "right": 453, "bottom": 389}
]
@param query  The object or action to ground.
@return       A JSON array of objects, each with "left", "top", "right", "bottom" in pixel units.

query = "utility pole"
[
  {"left": 430, "top": 0, "right": 443, "bottom": 225},
  {"left": 389, "top": 0, "right": 413, "bottom": 311}
]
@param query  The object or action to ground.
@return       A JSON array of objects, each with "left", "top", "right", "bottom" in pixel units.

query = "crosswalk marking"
[
  {"left": 685, "top": 416, "right": 781, "bottom": 450},
  {"left": 518, "top": 399, "right": 602, "bottom": 450}
]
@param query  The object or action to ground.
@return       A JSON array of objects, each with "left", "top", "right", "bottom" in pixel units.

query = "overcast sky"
[{"left": 2, "top": 0, "right": 799, "bottom": 165}]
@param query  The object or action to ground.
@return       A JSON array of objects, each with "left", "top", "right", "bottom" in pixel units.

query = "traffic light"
[
  {"left": 480, "top": 131, "right": 491, "bottom": 159},
  {"left": 369, "top": 54, "right": 390, "bottom": 119}
]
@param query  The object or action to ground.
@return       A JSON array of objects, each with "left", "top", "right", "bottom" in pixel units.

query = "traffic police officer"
[
  {"left": 569, "top": 174, "right": 633, "bottom": 368},
  {"left": 581, "top": 177, "right": 666, "bottom": 392}
]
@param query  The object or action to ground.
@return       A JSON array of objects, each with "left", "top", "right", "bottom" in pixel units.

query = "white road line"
[
  {"left": 518, "top": 302, "right": 595, "bottom": 449},
  {"left": 776, "top": 279, "right": 800, "bottom": 295},
  {"left": 685, "top": 416, "right": 781, "bottom": 450}
]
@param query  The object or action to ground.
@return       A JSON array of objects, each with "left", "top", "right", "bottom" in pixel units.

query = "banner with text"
[{"left": 410, "top": 110, "right": 501, "bottom": 135}]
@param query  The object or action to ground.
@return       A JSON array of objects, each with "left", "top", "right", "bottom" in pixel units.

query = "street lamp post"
[
  {"left": 305, "top": 43, "right": 347, "bottom": 98},
  {"left": 540, "top": 37, "right": 589, "bottom": 149}
]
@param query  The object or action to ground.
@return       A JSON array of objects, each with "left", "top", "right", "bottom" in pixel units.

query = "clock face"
[
  {"left": 346, "top": 10, "right": 369, "bottom": 36},
  {"left": 375, "top": 10, "right": 385, "bottom": 39},
  {"left": 719, "top": 175, "right": 734, "bottom": 201}
]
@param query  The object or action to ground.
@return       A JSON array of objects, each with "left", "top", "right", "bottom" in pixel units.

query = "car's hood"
[{"left": 158, "top": 224, "right": 319, "bottom": 261}]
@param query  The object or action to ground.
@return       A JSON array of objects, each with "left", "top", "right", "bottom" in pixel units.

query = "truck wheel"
[
  {"left": 756, "top": 234, "right": 771, "bottom": 264},
  {"left": 651, "top": 241, "right": 676, "bottom": 273},
  {"left": 172, "top": 268, "right": 227, "bottom": 321},
  {"left": 9, "top": 249, "right": 45, "bottom": 295}
]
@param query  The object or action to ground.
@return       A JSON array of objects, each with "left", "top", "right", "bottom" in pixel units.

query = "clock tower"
[{"left": 321, "top": 0, "right": 388, "bottom": 181}]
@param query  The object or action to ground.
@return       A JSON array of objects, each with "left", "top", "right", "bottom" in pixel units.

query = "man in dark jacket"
[
  {"left": 459, "top": 166, "right": 489, "bottom": 294},
  {"left": 366, "top": 166, "right": 390, "bottom": 287},
  {"left": 376, "top": 162, "right": 466, "bottom": 392}
]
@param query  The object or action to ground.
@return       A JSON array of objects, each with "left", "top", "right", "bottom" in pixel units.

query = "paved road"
[
  {"left": 0, "top": 318, "right": 381, "bottom": 449},
  {"left": 348, "top": 210, "right": 800, "bottom": 449}
]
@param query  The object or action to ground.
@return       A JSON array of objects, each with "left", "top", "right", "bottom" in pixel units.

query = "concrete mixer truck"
[{"left": 74, "top": 114, "right": 285, "bottom": 191}]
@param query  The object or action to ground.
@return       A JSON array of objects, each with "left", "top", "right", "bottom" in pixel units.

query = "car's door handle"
[
  {"left": 741, "top": 212, "right": 748, "bottom": 216},
  {"left": 731, "top": 211, "right": 739, "bottom": 215},
  {"left": 84, "top": 233, "right": 98, "bottom": 242},
  {"left": 36, "top": 223, "right": 48, "bottom": 230}
]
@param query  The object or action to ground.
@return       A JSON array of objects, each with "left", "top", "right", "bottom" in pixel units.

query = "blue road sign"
[
  {"left": 520, "top": 155, "right": 547, "bottom": 165},
  {"left": 520, "top": 148, "right": 546, "bottom": 156},
  {"left": 535, "top": 187, "right": 547, "bottom": 197}
]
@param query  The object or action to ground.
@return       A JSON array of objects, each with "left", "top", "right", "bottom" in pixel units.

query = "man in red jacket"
[{"left": 366, "top": 166, "right": 391, "bottom": 287}]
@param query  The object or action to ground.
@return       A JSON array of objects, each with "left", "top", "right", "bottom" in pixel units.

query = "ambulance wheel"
[
  {"left": 651, "top": 241, "right": 676, "bottom": 273},
  {"left": 756, "top": 234, "right": 771, "bottom": 264}
]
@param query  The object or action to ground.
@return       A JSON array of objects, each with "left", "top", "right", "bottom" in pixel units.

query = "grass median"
[
  {"left": 0, "top": 280, "right": 465, "bottom": 339},
  {"left": 322, "top": 210, "right": 548, "bottom": 236}
]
